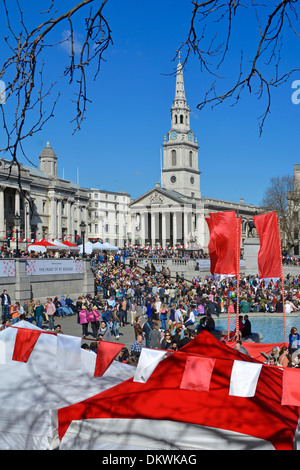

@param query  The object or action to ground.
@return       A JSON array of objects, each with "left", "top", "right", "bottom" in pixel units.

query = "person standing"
[
  {"left": 142, "top": 316, "right": 154, "bottom": 348},
  {"left": 87, "top": 304, "right": 100, "bottom": 339},
  {"left": 159, "top": 303, "right": 168, "bottom": 330},
  {"left": 111, "top": 306, "right": 120, "bottom": 339},
  {"left": 133, "top": 315, "right": 143, "bottom": 339},
  {"left": 79, "top": 304, "right": 89, "bottom": 338},
  {"left": 1, "top": 289, "right": 10, "bottom": 320},
  {"left": 242, "top": 315, "right": 252, "bottom": 338},
  {"left": 34, "top": 300, "right": 45, "bottom": 329},
  {"left": 46, "top": 298, "right": 56, "bottom": 331},
  {"left": 130, "top": 300, "right": 138, "bottom": 326}
]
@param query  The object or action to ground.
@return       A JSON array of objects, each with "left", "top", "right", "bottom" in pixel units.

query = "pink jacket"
[
  {"left": 79, "top": 309, "right": 89, "bottom": 324},
  {"left": 87, "top": 309, "right": 100, "bottom": 322},
  {"left": 47, "top": 302, "right": 56, "bottom": 316}
]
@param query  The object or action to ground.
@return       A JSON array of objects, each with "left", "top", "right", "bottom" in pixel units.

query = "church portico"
[{"left": 130, "top": 187, "right": 201, "bottom": 248}]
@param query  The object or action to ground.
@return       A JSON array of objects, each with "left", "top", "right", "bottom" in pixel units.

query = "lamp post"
[
  {"left": 80, "top": 220, "right": 86, "bottom": 258},
  {"left": 13, "top": 213, "right": 20, "bottom": 257}
]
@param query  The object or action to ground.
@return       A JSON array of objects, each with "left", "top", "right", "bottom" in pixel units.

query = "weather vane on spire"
[{"left": 176, "top": 49, "right": 181, "bottom": 63}]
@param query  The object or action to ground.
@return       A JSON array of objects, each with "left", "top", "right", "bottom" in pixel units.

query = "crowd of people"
[{"left": 2, "top": 253, "right": 300, "bottom": 368}]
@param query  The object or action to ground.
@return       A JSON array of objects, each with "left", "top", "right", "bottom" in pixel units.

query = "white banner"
[
  {"left": 0, "top": 260, "right": 15, "bottom": 277},
  {"left": 25, "top": 259, "right": 84, "bottom": 276}
]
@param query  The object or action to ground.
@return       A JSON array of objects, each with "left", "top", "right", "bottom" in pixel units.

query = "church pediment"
[{"left": 130, "top": 187, "right": 189, "bottom": 208}]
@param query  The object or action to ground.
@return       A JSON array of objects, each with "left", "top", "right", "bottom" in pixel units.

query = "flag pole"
[
  {"left": 235, "top": 216, "right": 241, "bottom": 340},
  {"left": 277, "top": 217, "right": 287, "bottom": 344}
]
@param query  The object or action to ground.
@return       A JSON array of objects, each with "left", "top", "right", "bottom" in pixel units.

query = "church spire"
[{"left": 174, "top": 50, "right": 187, "bottom": 105}]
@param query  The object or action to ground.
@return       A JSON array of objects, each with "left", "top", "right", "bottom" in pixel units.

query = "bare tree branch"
[
  {"left": 0, "top": 0, "right": 112, "bottom": 200},
  {"left": 178, "top": 0, "right": 300, "bottom": 135}
]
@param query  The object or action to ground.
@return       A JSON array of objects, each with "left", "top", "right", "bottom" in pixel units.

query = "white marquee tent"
[{"left": 0, "top": 321, "right": 134, "bottom": 450}]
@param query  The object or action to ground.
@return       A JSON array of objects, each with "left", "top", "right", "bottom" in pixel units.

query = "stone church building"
[{"left": 129, "top": 55, "right": 258, "bottom": 249}]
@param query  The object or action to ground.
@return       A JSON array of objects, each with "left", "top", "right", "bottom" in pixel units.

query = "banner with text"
[{"left": 25, "top": 259, "right": 84, "bottom": 276}]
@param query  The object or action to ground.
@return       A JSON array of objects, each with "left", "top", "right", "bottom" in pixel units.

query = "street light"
[
  {"left": 80, "top": 220, "right": 86, "bottom": 258},
  {"left": 13, "top": 213, "right": 21, "bottom": 257}
]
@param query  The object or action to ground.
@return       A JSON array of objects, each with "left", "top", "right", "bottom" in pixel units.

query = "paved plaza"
[
  {"left": 38, "top": 308, "right": 299, "bottom": 353},
  {"left": 43, "top": 306, "right": 146, "bottom": 351}
]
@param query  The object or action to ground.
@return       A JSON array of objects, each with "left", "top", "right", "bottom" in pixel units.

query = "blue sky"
[{"left": 1, "top": 0, "right": 299, "bottom": 207}]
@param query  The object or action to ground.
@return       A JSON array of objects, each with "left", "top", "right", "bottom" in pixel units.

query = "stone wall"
[{"left": 0, "top": 259, "right": 95, "bottom": 304}]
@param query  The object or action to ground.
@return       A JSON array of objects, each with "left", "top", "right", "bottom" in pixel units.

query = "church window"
[
  {"left": 172, "top": 150, "right": 176, "bottom": 166},
  {"left": 174, "top": 115, "right": 177, "bottom": 124},
  {"left": 189, "top": 151, "right": 193, "bottom": 167},
  {"left": 180, "top": 115, "right": 183, "bottom": 124}
]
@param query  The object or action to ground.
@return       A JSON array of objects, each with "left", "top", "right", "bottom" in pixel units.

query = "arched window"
[
  {"left": 172, "top": 150, "right": 176, "bottom": 166},
  {"left": 180, "top": 114, "right": 184, "bottom": 124},
  {"left": 174, "top": 115, "right": 177, "bottom": 124},
  {"left": 189, "top": 151, "right": 193, "bottom": 167}
]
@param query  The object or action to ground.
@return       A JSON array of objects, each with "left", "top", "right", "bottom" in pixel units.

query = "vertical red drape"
[
  {"left": 253, "top": 211, "right": 281, "bottom": 280},
  {"left": 205, "top": 210, "right": 239, "bottom": 276}
]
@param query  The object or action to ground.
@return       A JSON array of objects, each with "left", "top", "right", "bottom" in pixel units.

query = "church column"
[
  {"left": 195, "top": 204, "right": 205, "bottom": 247},
  {"left": 0, "top": 186, "right": 5, "bottom": 240},
  {"left": 173, "top": 212, "right": 178, "bottom": 247},
  {"left": 151, "top": 211, "right": 156, "bottom": 247},
  {"left": 140, "top": 212, "right": 147, "bottom": 247},
  {"left": 57, "top": 198, "right": 62, "bottom": 239},
  {"left": 15, "top": 189, "right": 20, "bottom": 215},
  {"left": 183, "top": 210, "right": 189, "bottom": 246},
  {"left": 131, "top": 212, "right": 136, "bottom": 246},
  {"left": 162, "top": 211, "right": 167, "bottom": 248}
]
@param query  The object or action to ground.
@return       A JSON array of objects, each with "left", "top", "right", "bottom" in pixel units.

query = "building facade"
[
  {"left": 0, "top": 143, "right": 89, "bottom": 249},
  {"left": 87, "top": 188, "right": 131, "bottom": 247}
]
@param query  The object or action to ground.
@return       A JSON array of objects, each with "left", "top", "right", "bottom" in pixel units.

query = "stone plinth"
[{"left": 243, "top": 237, "right": 260, "bottom": 275}]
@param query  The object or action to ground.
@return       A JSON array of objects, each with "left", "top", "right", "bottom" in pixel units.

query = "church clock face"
[
  {"left": 188, "top": 132, "right": 193, "bottom": 141},
  {"left": 170, "top": 175, "right": 176, "bottom": 183},
  {"left": 170, "top": 131, "right": 177, "bottom": 140}
]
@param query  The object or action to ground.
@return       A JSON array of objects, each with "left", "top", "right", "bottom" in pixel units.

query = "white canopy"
[
  {"left": 28, "top": 245, "right": 46, "bottom": 253},
  {"left": 78, "top": 241, "right": 97, "bottom": 255},
  {"left": 92, "top": 242, "right": 107, "bottom": 250},
  {"left": 0, "top": 321, "right": 134, "bottom": 450},
  {"left": 102, "top": 242, "right": 119, "bottom": 251}
]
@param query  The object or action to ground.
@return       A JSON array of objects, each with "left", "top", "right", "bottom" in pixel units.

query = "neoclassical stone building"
[
  {"left": 0, "top": 143, "right": 89, "bottom": 248},
  {"left": 129, "top": 56, "right": 258, "bottom": 249}
]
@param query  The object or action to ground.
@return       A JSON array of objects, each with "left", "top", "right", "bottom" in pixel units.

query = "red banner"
[
  {"left": 205, "top": 211, "right": 240, "bottom": 276},
  {"left": 253, "top": 212, "right": 281, "bottom": 279}
]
